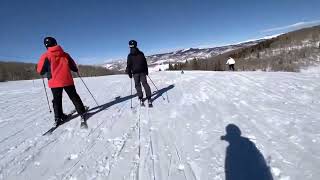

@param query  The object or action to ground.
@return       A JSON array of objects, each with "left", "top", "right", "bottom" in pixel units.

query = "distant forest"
[{"left": 0, "top": 61, "right": 122, "bottom": 82}]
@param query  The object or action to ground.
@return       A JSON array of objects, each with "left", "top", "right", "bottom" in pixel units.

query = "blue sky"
[{"left": 0, "top": 0, "right": 319, "bottom": 64}]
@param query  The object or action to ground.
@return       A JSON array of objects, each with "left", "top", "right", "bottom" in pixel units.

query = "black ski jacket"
[{"left": 126, "top": 48, "right": 148, "bottom": 75}]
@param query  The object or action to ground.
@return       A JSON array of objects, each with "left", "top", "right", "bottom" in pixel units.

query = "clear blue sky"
[{"left": 0, "top": 0, "right": 319, "bottom": 64}]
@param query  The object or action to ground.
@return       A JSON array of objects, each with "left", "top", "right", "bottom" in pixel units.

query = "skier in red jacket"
[{"left": 37, "top": 37, "right": 87, "bottom": 126}]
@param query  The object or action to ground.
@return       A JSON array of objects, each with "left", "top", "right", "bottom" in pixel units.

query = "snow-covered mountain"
[
  {"left": 103, "top": 39, "right": 266, "bottom": 72},
  {"left": 1, "top": 71, "right": 319, "bottom": 180}
]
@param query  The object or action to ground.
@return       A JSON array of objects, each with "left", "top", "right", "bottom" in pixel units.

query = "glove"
[
  {"left": 146, "top": 71, "right": 149, "bottom": 75},
  {"left": 128, "top": 73, "right": 132, "bottom": 78}
]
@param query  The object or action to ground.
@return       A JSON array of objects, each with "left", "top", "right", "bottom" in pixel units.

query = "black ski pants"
[
  {"left": 229, "top": 64, "right": 235, "bottom": 71},
  {"left": 51, "top": 85, "right": 86, "bottom": 119},
  {"left": 133, "top": 73, "right": 152, "bottom": 100}
]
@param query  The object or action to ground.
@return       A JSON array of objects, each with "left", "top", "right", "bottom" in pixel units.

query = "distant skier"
[
  {"left": 126, "top": 40, "right": 152, "bottom": 107},
  {"left": 226, "top": 57, "right": 236, "bottom": 71},
  {"left": 36, "top": 37, "right": 87, "bottom": 126}
]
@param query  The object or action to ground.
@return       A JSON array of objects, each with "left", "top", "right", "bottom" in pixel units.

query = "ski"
[
  {"left": 42, "top": 106, "right": 89, "bottom": 136},
  {"left": 42, "top": 126, "right": 58, "bottom": 136},
  {"left": 42, "top": 109, "right": 77, "bottom": 136}
]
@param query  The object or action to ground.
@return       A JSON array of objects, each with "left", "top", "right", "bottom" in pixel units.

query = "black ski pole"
[
  {"left": 147, "top": 75, "right": 165, "bottom": 100},
  {"left": 130, "top": 78, "right": 133, "bottom": 108},
  {"left": 77, "top": 72, "right": 99, "bottom": 106},
  {"left": 42, "top": 77, "right": 52, "bottom": 113}
]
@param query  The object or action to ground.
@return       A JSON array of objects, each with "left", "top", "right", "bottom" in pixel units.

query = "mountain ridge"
[{"left": 102, "top": 37, "right": 276, "bottom": 71}]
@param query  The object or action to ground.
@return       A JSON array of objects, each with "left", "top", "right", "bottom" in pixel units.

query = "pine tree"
[
  {"left": 0, "top": 66, "right": 7, "bottom": 82},
  {"left": 168, "top": 63, "right": 174, "bottom": 70},
  {"left": 192, "top": 59, "right": 199, "bottom": 70},
  {"left": 174, "top": 63, "right": 178, "bottom": 70}
]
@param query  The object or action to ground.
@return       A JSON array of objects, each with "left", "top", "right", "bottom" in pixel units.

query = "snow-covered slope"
[{"left": 0, "top": 71, "right": 320, "bottom": 180}]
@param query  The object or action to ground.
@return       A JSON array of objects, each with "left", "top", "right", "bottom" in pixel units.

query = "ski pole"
[
  {"left": 77, "top": 72, "right": 99, "bottom": 106},
  {"left": 42, "top": 77, "right": 52, "bottom": 113},
  {"left": 130, "top": 78, "right": 133, "bottom": 108},
  {"left": 147, "top": 75, "right": 165, "bottom": 100}
]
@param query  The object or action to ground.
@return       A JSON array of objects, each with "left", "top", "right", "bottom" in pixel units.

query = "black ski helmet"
[
  {"left": 44, "top": 37, "right": 57, "bottom": 48},
  {"left": 129, "top": 40, "right": 137, "bottom": 48}
]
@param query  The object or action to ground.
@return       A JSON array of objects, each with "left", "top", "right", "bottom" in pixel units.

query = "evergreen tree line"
[
  {"left": 168, "top": 58, "right": 225, "bottom": 71},
  {"left": 0, "top": 61, "right": 121, "bottom": 82}
]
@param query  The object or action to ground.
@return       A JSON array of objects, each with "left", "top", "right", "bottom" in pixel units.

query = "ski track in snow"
[{"left": 0, "top": 71, "right": 320, "bottom": 180}]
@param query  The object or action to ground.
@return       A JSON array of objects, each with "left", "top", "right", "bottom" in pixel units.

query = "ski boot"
[
  {"left": 80, "top": 106, "right": 90, "bottom": 123},
  {"left": 54, "top": 117, "right": 63, "bottom": 127},
  {"left": 139, "top": 98, "right": 145, "bottom": 107},
  {"left": 80, "top": 113, "right": 88, "bottom": 129},
  {"left": 147, "top": 99, "right": 153, "bottom": 108},
  {"left": 80, "top": 113, "right": 87, "bottom": 123},
  {"left": 61, "top": 113, "right": 69, "bottom": 121}
]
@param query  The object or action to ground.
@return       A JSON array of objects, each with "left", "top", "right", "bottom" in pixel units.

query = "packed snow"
[{"left": 0, "top": 71, "right": 320, "bottom": 180}]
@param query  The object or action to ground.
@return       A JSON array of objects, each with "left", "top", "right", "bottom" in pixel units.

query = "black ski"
[
  {"left": 42, "top": 127, "right": 57, "bottom": 136},
  {"left": 42, "top": 109, "right": 77, "bottom": 136},
  {"left": 42, "top": 106, "right": 89, "bottom": 136}
]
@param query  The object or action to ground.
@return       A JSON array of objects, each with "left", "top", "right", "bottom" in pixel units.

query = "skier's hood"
[
  {"left": 221, "top": 124, "right": 241, "bottom": 142},
  {"left": 47, "top": 45, "right": 65, "bottom": 56},
  {"left": 130, "top": 47, "right": 140, "bottom": 55}
]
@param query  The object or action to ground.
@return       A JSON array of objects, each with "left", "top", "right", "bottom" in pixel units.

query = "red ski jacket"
[{"left": 37, "top": 45, "right": 78, "bottom": 88}]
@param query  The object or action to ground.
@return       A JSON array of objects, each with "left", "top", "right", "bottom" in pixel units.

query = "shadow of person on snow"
[
  {"left": 85, "top": 84, "right": 175, "bottom": 120},
  {"left": 151, "top": 84, "right": 175, "bottom": 102},
  {"left": 221, "top": 124, "right": 274, "bottom": 180}
]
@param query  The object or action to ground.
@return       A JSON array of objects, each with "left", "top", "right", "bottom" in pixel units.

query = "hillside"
[
  {"left": 199, "top": 25, "right": 320, "bottom": 72},
  {"left": 0, "top": 61, "right": 121, "bottom": 82},
  {"left": 0, "top": 71, "right": 319, "bottom": 180}
]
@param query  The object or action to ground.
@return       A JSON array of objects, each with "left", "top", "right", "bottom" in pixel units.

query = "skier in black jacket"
[{"left": 126, "top": 40, "right": 152, "bottom": 106}]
